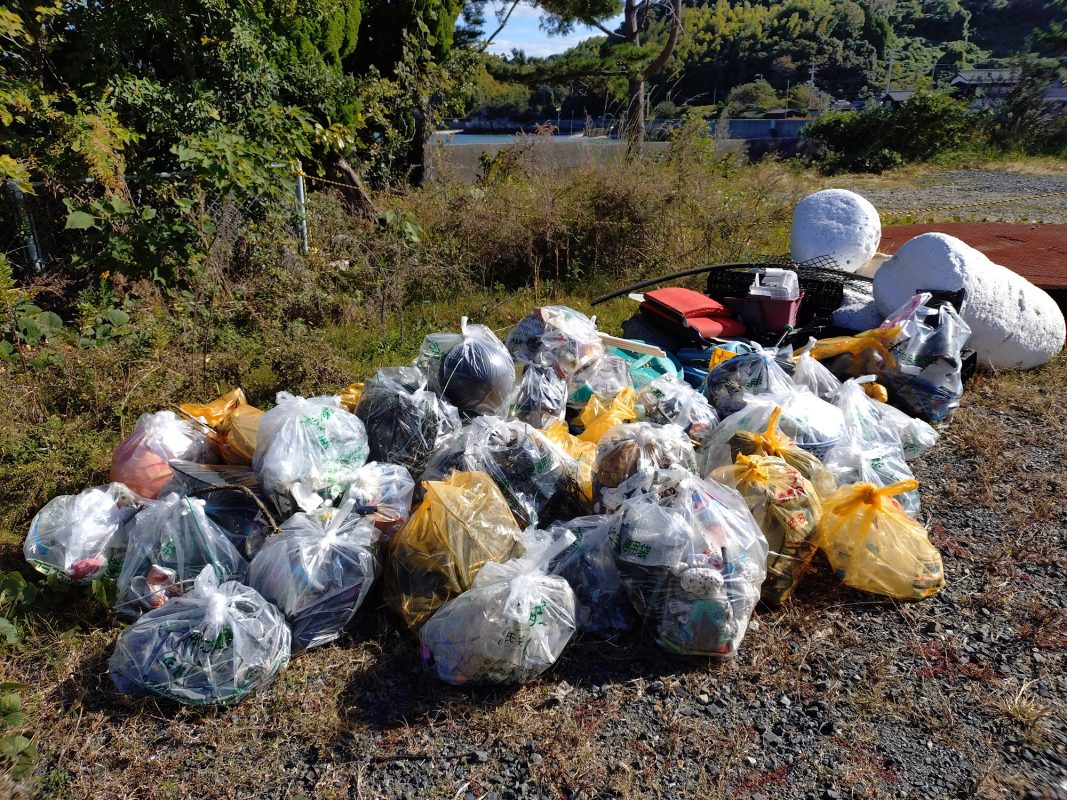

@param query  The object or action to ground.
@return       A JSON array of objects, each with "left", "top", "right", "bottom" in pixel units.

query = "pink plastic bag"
[{"left": 110, "top": 411, "right": 216, "bottom": 499}]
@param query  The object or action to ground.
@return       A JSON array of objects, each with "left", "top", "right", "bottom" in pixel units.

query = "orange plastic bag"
[
  {"left": 542, "top": 421, "right": 595, "bottom": 503},
  {"left": 578, "top": 386, "right": 637, "bottom": 443},
  {"left": 713, "top": 454, "right": 822, "bottom": 606},
  {"left": 384, "top": 471, "right": 524, "bottom": 630},
  {"left": 816, "top": 480, "right": 944, "bottom": 600},
  {"left": 729, "top": 407, "right": 836, "bottom": 499},
  {"left": 180, "top": 388, "right": 246, "bottom": 427},
  {"left": 180, "top": 388, "right": 263, "bottom": 466},
  {"left": 338, "top": 382, "right": 364, "bottom": 413}
]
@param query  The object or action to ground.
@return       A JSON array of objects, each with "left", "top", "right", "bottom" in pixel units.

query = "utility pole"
[
  {"left": 809, "top": 62, "right": 816, "bottom": 90},
  {"left": 885, "top": 50, "right": 894, "bottom": 92}
]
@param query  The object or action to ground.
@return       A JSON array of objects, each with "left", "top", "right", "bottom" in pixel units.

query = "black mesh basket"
[{"left": 702, "top": 255, "right": 874, "bottom": 346}]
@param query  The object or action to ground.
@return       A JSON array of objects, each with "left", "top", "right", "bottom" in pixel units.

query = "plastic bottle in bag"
[
  {"left": 109, "top": 566, "right": 290, "bottom": 706},
  {"left": 110, "top": 410, "right": 218, "bottom": 499},
  {"left": 509, "top": 364, "right": 568, "bottom": 429},
  {"left": 816, "top": 480, "right": 944, "bottom": 599},
  {"left": 419, "top": 529, "right": 577, "bottom": 685},
  {"left": 355, "top": 366, "right": 461, "bottom": 478},
  {"left": 505, "top": 306, "right": 604, "bottom": 377},
  {"left": 24, "top": 483, "right": 142, "bottom": 582},
  {"left": 546, "top": 515, "right": 633, "bottom": 636},
  {"left": 417, "top": 318, "right": 515, "bottom": 417},
  {"left": 592, "top": 422, "right": 698, "bottom": 513},
  {"left": 636, "top": 377, "right": 719, "bottom": 450},
  {"left": 253, "top": 392, "right": 370, "bottom": 516},
  {"left": 609, "top": 469, "right": 767, "bottom": 658},
  {"left": 385, "top": 471, "right": 525, "bottom": 630},
  {"left": 712, "top": 454, "right": 822, "bottom": 606},
  {"left": 247, "top": 497, "right": 380, "bottom": 650},
  {"left": 342, "top": 461, "right": 415, "bottom": 541},
  {"left": 116, "top": 493, "right": 248, "bottom": 616}
]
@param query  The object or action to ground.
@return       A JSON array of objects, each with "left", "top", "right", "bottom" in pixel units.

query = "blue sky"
[{"left": 481, "top": 3, "right": 624, "bottom": 58}]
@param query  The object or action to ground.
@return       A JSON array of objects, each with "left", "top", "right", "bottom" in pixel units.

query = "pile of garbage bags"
[{"left": 26, "top": 295, "right": 958, "bottom": 705}]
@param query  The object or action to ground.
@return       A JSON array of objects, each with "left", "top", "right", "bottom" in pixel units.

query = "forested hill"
[{"left": 486, "top": 0, "right": 1057, "bottom": 118}]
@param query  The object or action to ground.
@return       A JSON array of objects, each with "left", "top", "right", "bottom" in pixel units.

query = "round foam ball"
[{"left": 790, "top": 189, "right": 881, "bottom": 273}]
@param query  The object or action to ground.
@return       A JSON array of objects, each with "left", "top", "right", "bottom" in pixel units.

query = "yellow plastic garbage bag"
[
  {"left": 541, "top": 421, "right": 595, "bottom": 503},
  {"left": 810, "top": 325, "right": 901, "bottom": 376},
  {"left": 712, "top": 454, "right": 821, "bottom": 607},
  {"left": 385, "top": 471, "right": 525, "bottom": 630},
  {"left": 180, "top": 388, "right": 263, "bottom": 466},
  {"left": 816, "top": 480, "right": 944, "bottom": 600},
  {"left": 338, "top": 382, "right": 364, "bottom": 414},
  {"left": 728, "top": 408, "right": 837, "bottom": 499},
  {"left": 578, "top": 386, "right": 637, "bottom": 443}
]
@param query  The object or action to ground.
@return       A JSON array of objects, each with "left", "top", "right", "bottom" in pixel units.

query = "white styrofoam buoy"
[
  {"left": 873, "top": 232, "right": 1066, "bottom": 370},
  {"left": 832, "top": 285, "right": 884, "bottom": 332},
  {"left": 790, "top": 189, "right": 881, "bottom": 273}
]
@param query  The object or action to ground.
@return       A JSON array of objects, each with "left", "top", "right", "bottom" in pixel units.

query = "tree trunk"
[{"left": 625, "top": 76, "right": 646, "bottom": 159}]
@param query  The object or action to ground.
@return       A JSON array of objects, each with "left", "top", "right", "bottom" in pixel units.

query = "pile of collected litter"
[{"left": 22, "top": 189, "right": 1065, "bottom": 705}]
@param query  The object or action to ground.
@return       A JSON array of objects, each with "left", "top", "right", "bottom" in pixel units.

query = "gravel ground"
[
  {"left": 6, "top": 359, "right": 1066, "bottom": 800},
  {"left": 833, "top": 170, "right": 1067, "bottom": 224}
]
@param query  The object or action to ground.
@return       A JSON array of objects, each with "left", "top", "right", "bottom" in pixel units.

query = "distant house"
[
  {"left": 880, "top": 89, "right": 915, "bottom": 109},
  {"left": 1044, "top": 83, "right": 1067, "bottom": 113},
  {"left": 949, "top": 68, "right": 1021, "bottom": 103}
]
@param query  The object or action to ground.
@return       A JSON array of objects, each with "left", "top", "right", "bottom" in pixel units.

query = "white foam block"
[
  {"left": 874, "top": 232, "right": 1066, "bottom": 370},
  {"left": 833, "top": 285, "right": 884, "bottom": 332},
  {"left": 790, "top": 189, "right": 881, "bottom": 273}
]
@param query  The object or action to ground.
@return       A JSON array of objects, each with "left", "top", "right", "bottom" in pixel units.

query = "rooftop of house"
[{"left": 950, "top": 68, "right": 1022, "bottom": 85}]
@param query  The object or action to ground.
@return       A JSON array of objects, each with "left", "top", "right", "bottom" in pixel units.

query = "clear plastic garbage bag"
[
  {"left": 509, "top": 365, "right": 568, "bottom": 429},
  {"left": 541, "top": 421, "right": 595, "bottom": 504},
  {"left": 712, "top": 454, "right": 821, "bottom": 607},
  {"left": 505, "top": 305, "right": 604, "bottom": 377},
  {"left": 248, "top": 497, "right": 380, "bottom": 650},
  {"left": 111, "top": 410, "right": 218, "bottom": 499},
  {"left": 422, "top": 416, "right": 586, "bottom": 528},
  {"left": 609, "top": 469, "right": 767, "bottom": 658},
  {"left": 816, "top": 480, "right": 944, "bottom": 599},
  {"left": 24, "top": 483, "right": 142, "bottom": 582},
  {"left": 830, "top": 377, "right": 939, "bottom": 461},
  {"left": 116, "top": 493, "right": 248, "bottom": 616},
  {"left": 882, "top": 294, "right": 972, "bottom": 422},
  {"left": 824, "top": 441, "right": 922, "bottom": 518},
  {"left": 568, "top": 353, "right": 631, "bottom": 408},
  {"left": 343, "top": 461, "right": 415, "bottom": 542},
  {"left": 546, "top": 515, "right": 633, "bottom": 636},
  {"left": 417, "top": 318, "right": 516, "bottom": 418},
  {"left": 109, "top": 566, "right": 290, "bottom": 706},
  {"left": 592, "top": 422, "right": 698, "bottom": 513},
  {"left": 716, "top": 407, "right": 837, "bottom": 500},
  {"left": 419, "top": 529, "right": 577, "bottom": 685},
  {"left": 703, "top": 352, "right": 795, "bottom": 418},
  {"left": 355, "top": 366, "right": 461, "bottom": 478},
  {"left": 385, "top": 471, "right": 525, "bottom": 630},
  {"left": 637, "top": 378, "right": 719, "bottom": 450},
  {"left": 253, "top": 392, "right": 370, "bottom": 516},
  {"left": 792, "top": 339, "right": 842, "bottom": 401}
]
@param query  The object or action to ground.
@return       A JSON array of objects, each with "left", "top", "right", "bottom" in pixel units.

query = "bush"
[{"left": 803, "top": 91, "right": 982, "bottom": 173}]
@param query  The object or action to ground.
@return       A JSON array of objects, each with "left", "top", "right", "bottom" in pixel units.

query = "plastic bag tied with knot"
[
  {"left": 419, "top": 528, "right": 577, "bottom": 685},
  {"left": 610, "top": 469, "right": 768, "bottom": 658},
  {"left": 417, "top": 318, "right": 516, "bottom": 418},
  {"left": 816, "top": 480, "right": 944, "bottom": 600},
  {"left": 637, "top": 377, "right": 719, "bottom": 450},
  {"left": 109, "top": 566, "right": 290, "bottom": 706},
  {"left": 712, "top": 453, "right": 822, "bottom": 607},
  {"left": 248, "top": 496, "right": 381, "bottom": 650},
  {"left": 24, "top": 483, "right": 141, "bottom": 582},
  {"left": 342, "top": 461, "right": 415, "bottom": 542},
  {"left": 253, "top": 392, "right": 369, "bottom": 516},
  {"left": 385, "top": 470, "right": 525, "bottom": 630}
]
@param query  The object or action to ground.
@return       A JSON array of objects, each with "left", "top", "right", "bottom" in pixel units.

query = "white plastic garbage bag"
[
  {"left": 636, "top": 377, "right": 718, "bottom": 449},
  {"left": 24, "top": 483, "right": 141, "bottom": 582},
  {"left": 419, "top": 529, "right": 577, "bottom": 685},
  {"left": 253, "top": 392, "right": 370, "bottom": 516},
  {"left": 792, "top": 339, "right": 842, "bottom": 401},
  {"left": 116, "top": 493, "right": 248, "bottom": 616},
  {"left": 247, "top": 497, "right": 380, "bottom": 650},
  {"left": 610, "top": 469, "right": 767, "bottom": 658},
  {"left": 109, "top": 566, "right": 290, "bottom": 706},
  {"left": 110, "top": 410, "right": 217, "bottom": 499},
  {"left": 830, "top": 377, "right": 939, "bottom": 461}
]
